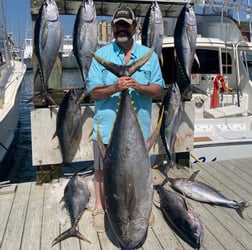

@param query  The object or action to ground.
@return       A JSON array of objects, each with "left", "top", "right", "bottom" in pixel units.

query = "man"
[{"left": 87, "top": 6, "right": 165, "bottom": 232}]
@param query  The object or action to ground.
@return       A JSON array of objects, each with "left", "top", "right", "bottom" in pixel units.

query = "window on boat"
[
  {"left": 160, "top": 47, "right": 177, "bottom": 85},
  {"left": 191, "top": 49, "right": 232, "bottom": 75},
  {"left": 160, "top": 48, "right": 232, "bottom": 85},
  {"left": 221, "top": 52, "right": 232, "bottom": 74}
]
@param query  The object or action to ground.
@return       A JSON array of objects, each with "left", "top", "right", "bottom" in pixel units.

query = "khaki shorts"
[{"left": 93, "top": 140, "right": 107, "bottom": 170}]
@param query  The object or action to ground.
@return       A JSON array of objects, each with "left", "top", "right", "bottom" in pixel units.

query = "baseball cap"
[{"left": 112, "top": 7, "right": 136, "bottom": 25}]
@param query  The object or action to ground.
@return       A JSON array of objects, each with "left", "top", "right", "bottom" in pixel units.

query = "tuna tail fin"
[
  {"left": 127, "top": 47, "right": 154, "bottom": 76},
  {"left": 51, "top": 227, "right": 91, "bottom": 246},
  {"left": 26, "top": 90, "right": 57, "bottom": 106},
  {"left": 236, "top": 201, "right": 251, "bottom": 219},
  {"left": 92, "top": 47, "right": 153, "bottom": 77}
]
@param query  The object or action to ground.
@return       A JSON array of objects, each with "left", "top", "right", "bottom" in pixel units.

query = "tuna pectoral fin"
[
  {"left": 51, "top": 227, "right": 91, "bottom": 246},
  {"left": 146, "top": 104, "right": 164, "bottom": 152},
  {"left": 77, "top": 89, "right": 90, "bottom": 104}
]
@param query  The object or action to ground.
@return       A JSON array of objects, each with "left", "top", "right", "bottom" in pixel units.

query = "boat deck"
[{"left": 0, "top": 157, "right": 252, "bottom": 250}]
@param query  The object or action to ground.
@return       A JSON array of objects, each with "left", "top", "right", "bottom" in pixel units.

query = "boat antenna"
[{"left": 247, "top": 0, "right": 252, "bottom": 41}]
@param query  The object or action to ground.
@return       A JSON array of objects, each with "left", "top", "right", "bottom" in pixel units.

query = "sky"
[
  {"left": 3, "top": 0, "right": 252, "bottom": 47},
  {"left": 4, "top": 0, "right": 76, "bottom": 47}
]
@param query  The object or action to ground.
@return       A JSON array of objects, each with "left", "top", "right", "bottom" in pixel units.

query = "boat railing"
[{"left": 195, "top": 0, "right": 252, "bottom": 16}]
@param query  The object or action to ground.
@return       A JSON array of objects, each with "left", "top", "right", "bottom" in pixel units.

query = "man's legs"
[
  {"left": 93, "top": 141, "right": 105, "bottom": 232},
  {"left": 94, "top": 169, "right": 104, "bottom": 210}
]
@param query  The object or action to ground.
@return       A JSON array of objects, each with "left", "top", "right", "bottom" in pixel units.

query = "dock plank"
[
  {"left": 98, "top": 230, "right": 119, "bottom": 250},
  {"left": 79, "top": 211, "right": 100, "bottom": 250},
  {"left": 78, "top": 176, "right": 103, "bottom": 250},
  {"left": 198, "top": 161, "right": 252, "bottom": 235},
  {"left": 0, "top": 192, "right": 15, "bottom": 248},
  {"left": 42, "top": 181, "right": 64, "bottom": 250},
  {"left": 150, "top": 198, "right": 185, "bottom": 249},
  {"left": 216, "top": 161, "right": 252, "bottom": 196},
  {"left": 1, "top": 182, "right": 32, "bottom": 250},
  {"left": 237, "top": 158, "right": 252, "bottom": 175},
  {"left": 1, "top": 158, "right": 252, "bottom": 249},
  {"left": 21, "top": 183, "right": 44, "bottom": 250},
  {"left": 60, "top": 220, "right": 80, "bottom": 250}
]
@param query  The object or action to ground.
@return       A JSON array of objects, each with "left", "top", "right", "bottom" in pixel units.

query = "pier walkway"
[{"left": 0, "top": 157, "right": 252, "bottom": 249}]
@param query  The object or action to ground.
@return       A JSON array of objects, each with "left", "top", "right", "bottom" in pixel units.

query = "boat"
[
  {"left": 23, "top": 35, "right": 78, "bottom": 70},
  {"left": 61, "top": 35, "right": 78, "bottom": 69},
  {"left": 159, "top": 1, "right": 252, "bottom": 164},
  {"left": 28, "top": 0, "right": 252, "bottom": 168},
  {"left": 23, "top": 37, "right": 33, "bottom": 70},
  {"left": 0, "top": 0, "right": 26, "bottom": 165}
]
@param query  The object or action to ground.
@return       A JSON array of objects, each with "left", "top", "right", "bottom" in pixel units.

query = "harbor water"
[{"left": 1, "top": 68, "right": 83, "bottom": 183}]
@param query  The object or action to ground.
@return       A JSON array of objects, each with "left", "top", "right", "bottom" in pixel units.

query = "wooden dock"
[{"left": 0, "top": 157, "right": 252, "bottom": 250}]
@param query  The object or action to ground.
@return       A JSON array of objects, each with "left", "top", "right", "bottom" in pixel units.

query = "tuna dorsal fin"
[
  {"left": 96, "top": 123, "right": 106, "bottom": 159},
  {"left": 91, "top": 47, "right": 154, "bottom": 77},
  {"left": 188, "top": 169, "right": 200, "bottom": 181},
  {"left": 146, "top": 104, "right": 164, "bottom": 152}
]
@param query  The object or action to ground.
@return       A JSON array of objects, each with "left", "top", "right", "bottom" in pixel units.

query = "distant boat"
[
  {"left": 61, "top": 35, "right": 78, "bottom": 69},
  {"left": 0, "top": 0, "right": 26, "bottom": 165},
  {"left": 23, "top": 37, "right": 33, "bottom": 70},
  {"left": 23, "top": 35, "right": 78, "bottom": 70}
]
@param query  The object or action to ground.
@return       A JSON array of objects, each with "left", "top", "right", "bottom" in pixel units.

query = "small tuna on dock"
[
  {"left": 155, "top": 184, "right": 204, "bottom": 249},
  {"left": 52, "top": 173, "right": 91, "bottom": 246},
  {"left": 168, "top": 169, "right": 251, "bottom": 219}
]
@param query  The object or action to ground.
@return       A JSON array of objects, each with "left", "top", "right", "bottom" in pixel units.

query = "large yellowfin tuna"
[
  {"left": 174, "top": 3, "right": 197, "bottom": 100},
  {"left": 142, "top": 1, "right": 164, "bottom": 64},
  {"left": 33, "top": 0, "right": 63, "bottom": 104},
  {"left": 93, "top": 49, "right": 162, "bottom": 248},
  {"left": 73, "top": 0, "right": 98, "bottom": 87}
]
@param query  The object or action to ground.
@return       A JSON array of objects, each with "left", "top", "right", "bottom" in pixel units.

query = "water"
[{"left": 4, "top": 68, "right": 83, "bottom": 183}]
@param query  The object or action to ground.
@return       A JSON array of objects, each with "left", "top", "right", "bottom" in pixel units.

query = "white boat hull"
[
  {"left": 192, "top": 141, "right": 252, "bottom": 164},
  {"left": 0, "top": 61, "right": 26, "bottom": 163},
  {"left": 24, "top": 57, "right": 33, "bottom": 70}
]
